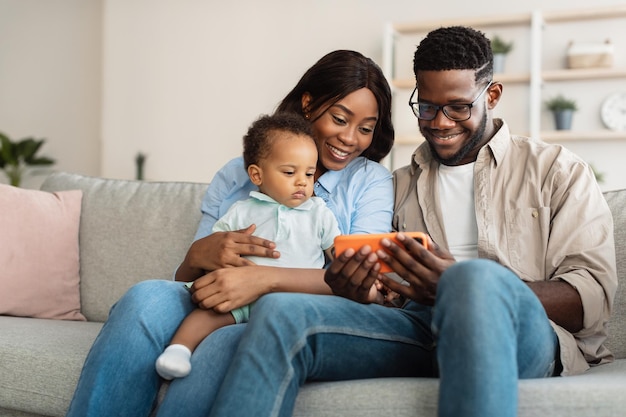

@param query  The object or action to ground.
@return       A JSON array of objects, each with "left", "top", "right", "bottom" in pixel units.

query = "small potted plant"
[
  {"left": 491, "top": 35, "right": 514, "bottom": 73},
  {"left": 0, "top": 132, "right": 55, "bottom": 187},
  {"left": 545, "top": 94, "right": 578, "bottom": 130},
  {"left": 135, "top": 152, "right": 147, "bottom": 180}
]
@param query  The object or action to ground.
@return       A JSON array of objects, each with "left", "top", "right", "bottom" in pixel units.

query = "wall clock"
[{"left": 600, "top": 92, "right": 626, "bottom": 131}]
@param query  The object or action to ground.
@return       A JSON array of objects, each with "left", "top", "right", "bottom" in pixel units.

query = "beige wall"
[
  {"left": 1, "top": 0, "right": 625, "bottom": 190},
  {"left": 0, "top": 0, "right": 102, "bottom": 188}
]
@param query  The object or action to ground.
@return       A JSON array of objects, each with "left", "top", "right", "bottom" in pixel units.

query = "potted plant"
[
  {"left": 545, "top": 95, "right": 578, "bottom": 130},
  {"left": 491, "top": 35, "right": 514, "bottom": 73},
  {"left": 135, "top": 152, "right": 147, "bottom": 180},
  {"left": 0, "top": 132, "right": 55, "bottom": 187}
]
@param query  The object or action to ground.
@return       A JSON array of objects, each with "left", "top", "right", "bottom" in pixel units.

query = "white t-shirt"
[{"left": 437, "top": 163, "right": 478, "bottom": 261}]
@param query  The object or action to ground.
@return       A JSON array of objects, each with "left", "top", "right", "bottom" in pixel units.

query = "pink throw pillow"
[{"left": 0, "top": 184, "right": 85, "bottom": 321}]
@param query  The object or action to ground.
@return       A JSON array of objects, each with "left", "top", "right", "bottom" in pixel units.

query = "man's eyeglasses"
[{"left": 408, "top": 81, "right": 493, "bottom": 122}]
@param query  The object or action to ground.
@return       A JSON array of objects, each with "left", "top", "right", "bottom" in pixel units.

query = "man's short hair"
[{"left": 413, "top": 26, "right": 493, "bottom": 84}]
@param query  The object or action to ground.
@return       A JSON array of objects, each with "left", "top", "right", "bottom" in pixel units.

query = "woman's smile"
[{"left": 326, "top": 143, "right": 350, "bottom": 160}]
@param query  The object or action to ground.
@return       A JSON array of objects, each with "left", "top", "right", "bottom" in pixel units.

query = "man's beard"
[{"left": 422, "top": 111, "right": 487, "bottom": 166}]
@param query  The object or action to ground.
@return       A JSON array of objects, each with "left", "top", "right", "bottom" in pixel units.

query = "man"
[{"left": 209, "top": 26, "right": 616, "bottom": 417}]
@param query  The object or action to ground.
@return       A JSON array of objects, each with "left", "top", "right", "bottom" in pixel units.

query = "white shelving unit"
[
  {"left": 383, "top": 5, "right": 626, "bottom": 148},
  {"left": 533, "top": 6, "right": 626, "bottom": 142}
]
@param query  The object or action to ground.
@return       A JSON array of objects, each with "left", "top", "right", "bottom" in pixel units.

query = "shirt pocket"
[{"left": 504, "top": 206, "right": 550, "bottom": 280}]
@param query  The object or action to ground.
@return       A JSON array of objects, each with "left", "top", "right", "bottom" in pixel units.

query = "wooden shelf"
[
  {"left": 542, "top": 68, "right": 626, "bottom": 82},
  {"left": 540, "top": 130, "right": 626, "bottom": 142},
  {"left": 393, "top": 72, "right": 530, "bottom": 89},
  {"left": 492, "top": 72, "right": 531, "bottom": 83},
  {"left": 393, "top": 131, "right": 626, "bottom": 146},
  {"left": 393, "top": 12, "right": 531, "bottom": 34},
  {"left": 543, "top": 5, "right": 626, "bottom": 23},
  {"left": 392, "top": 79, "right": 415, "bottom": 89},
  {"left": 394, "top": 134, "right": 425, "bottom": 146},
  {"left": 394, "top": 69, "right": 625, "bottom": 88}
]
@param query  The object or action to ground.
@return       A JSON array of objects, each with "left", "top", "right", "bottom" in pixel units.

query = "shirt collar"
[
  {"left": 483, "top": 118, "right": 510, "bottom": 167},
  {"left": 248, "top": 190, "right": 315, "bottom": 211},
  {"left": 315, "top": 157, "right": 363, "bottom": 194},
  {"left": 409, "top": 118, "right": 511, "bottom": 174}
]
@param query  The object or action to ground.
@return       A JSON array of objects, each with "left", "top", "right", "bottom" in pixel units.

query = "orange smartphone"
[{"left": 333, "top": 232, "right": 428, "bottom": 274}]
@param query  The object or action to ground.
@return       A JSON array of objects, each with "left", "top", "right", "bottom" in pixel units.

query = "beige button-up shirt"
[{"left": 392, "top": 119, "right": 617, "bottom": 375}]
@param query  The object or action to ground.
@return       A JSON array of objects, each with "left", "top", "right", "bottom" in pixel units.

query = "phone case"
[{"left": 333, "top": 232, "right": 428, "bottom": 273}]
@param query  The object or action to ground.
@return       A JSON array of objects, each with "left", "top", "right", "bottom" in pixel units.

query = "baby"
[{"left": 155, "top": 112, "right": 340, "bottom": 380}]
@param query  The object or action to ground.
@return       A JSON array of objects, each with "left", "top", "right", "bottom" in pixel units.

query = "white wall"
[
  {"left": 101, "top": 0, "right": 420, "bottom": 183},
  {"left": 0, "top": 0, "right": 101, "bottom": 188},
  {"left": 1, "top": 0, "right": 625, "bottom": 190}
]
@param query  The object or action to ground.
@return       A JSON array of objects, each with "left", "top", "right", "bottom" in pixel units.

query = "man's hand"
[
  {"left": 324, "top": 245, "right": 385, "bottom": 304},
  {"left": 376, "top": 233, "right": 455, "bottom": 306}
]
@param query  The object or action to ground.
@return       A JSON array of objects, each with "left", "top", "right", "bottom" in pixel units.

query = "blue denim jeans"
[
  {"left": 209, "top": 259, "right": 558, "bottom": 417},
  {"left": 65, "top": 280, "right": 247, "bottom": 417}
]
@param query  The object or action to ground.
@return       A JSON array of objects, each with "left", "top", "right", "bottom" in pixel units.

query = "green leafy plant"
[
  {"left": 135, "top": 152, "right": 147, "bottom": 180},
  {"left": 0, "top": 132, "right": 55, "bottom": 187},
  {"left": 545, "top": 94, "right": 578, "bottom": 112},
  {"left": 491, "top": 35, "right": 514, "bottom": 54}
]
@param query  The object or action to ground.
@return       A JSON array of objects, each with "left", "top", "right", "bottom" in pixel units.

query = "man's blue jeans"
[{"left": 209, "top": 259, "right": 558, "bottom": 417}]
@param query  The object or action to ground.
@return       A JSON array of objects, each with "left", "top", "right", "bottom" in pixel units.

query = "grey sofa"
[{"left": 1, "top": 172, "right": 625, "bottom": 417}]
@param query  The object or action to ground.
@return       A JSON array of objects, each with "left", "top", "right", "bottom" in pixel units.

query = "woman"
[{"left": 66, "top": 49, "right": 395, "bottom": 417}]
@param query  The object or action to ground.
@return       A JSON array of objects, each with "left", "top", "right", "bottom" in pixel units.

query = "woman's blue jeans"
[
  {"left": 67, "top": 259, "right": 558, "bottom": 417},
  {"left": 65, "top": 280, "right": 246, "bottom": 417},
  {"left": 208, "top": 259, "right": 558, "bottom": 417}
]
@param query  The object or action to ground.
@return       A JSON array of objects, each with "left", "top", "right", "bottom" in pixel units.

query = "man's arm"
[
  {"left": 528, "top": 280, "right": 583, "bottom": 333},
  {"left": 534, "top": 161, "right": 615, "bottom": 336}
]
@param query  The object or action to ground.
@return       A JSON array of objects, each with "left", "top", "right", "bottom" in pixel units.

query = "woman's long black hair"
[{"left": 276, "top": 50, "right": 394, "bottom": 163}]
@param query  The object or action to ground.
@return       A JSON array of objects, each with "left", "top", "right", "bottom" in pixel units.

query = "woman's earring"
[{"left": 304, "top": 113, "right": 311, "bottom": 120}]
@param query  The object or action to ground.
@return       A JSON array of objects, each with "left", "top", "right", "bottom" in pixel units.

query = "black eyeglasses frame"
[{"left": 408, "top": 81, "right": 493, "bottom": 122}]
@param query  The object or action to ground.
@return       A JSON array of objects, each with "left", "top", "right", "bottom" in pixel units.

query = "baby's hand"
[{"left": 375, "top": 279, "right": 403, "bottom": 307}]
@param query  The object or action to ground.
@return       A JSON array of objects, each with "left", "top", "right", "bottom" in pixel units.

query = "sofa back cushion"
[
  {"left": 39, "top": 173, "right": 626, "bottom": 359},
  {"left": 603, "top": 188, "right": 626, "bottom": 359},
  {"left": 41, "top": 172, "right": 208, "bottom": 322}
]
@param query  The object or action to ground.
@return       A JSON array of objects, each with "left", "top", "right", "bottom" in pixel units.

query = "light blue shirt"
[
  {"left": 194, "top": 156, "right": 393, "bottom": 241},
  {"left": 212, "top": 191, "right": 340, "bottom": 268}
]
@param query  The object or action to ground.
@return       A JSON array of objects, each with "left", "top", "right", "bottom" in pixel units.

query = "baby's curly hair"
[
  {"left": 243, "top": 112, "right": 315, "bottom": 169},
  {"left": 413, "top": 26, "right": 493, "bottom": 84}
]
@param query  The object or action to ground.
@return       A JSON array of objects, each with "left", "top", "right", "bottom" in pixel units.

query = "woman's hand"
[
  {"left": 189, "top": 265, "right": 331, "bottom": 313},
  {"left": 324, "top": 246, "right": 385, "bottom": 304},
  {"left": 376, "top": 233, "right": 455, "bottom": 306},
  {"left": 175, "top": 224, "right": 279, "bottom": 281},
  {"left": 188, "top": 266, "right": 269, "bottom": 313}
]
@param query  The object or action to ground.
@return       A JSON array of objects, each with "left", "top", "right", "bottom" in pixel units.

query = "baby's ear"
[{"left": 248, "top": 164, "right": 263, "bottom": 186}]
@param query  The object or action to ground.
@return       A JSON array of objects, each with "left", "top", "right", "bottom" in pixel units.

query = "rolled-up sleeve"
[{"left": 546, "top": 161, "right": 617, "bottom": 373}]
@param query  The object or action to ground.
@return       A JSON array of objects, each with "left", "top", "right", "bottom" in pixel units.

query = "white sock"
[{"left": 155, "top": 344, "right": 192, "bottom": 380}]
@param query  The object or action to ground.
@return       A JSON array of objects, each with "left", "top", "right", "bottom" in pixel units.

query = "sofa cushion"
[
  {"left": 292, "top": 360, "right": 626, "bottom": 417},
  {"left": 40, "top": 173, "right": 208, "bottom": 322},
  {"left": 0, "top": 407, "right": 43, "bottom": 416},
  {"left": 0, "top": 316, "right": 103, "bottom": 416},
  {"left": 0, "top": 184, "right": 85, "bottom": 321}
]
